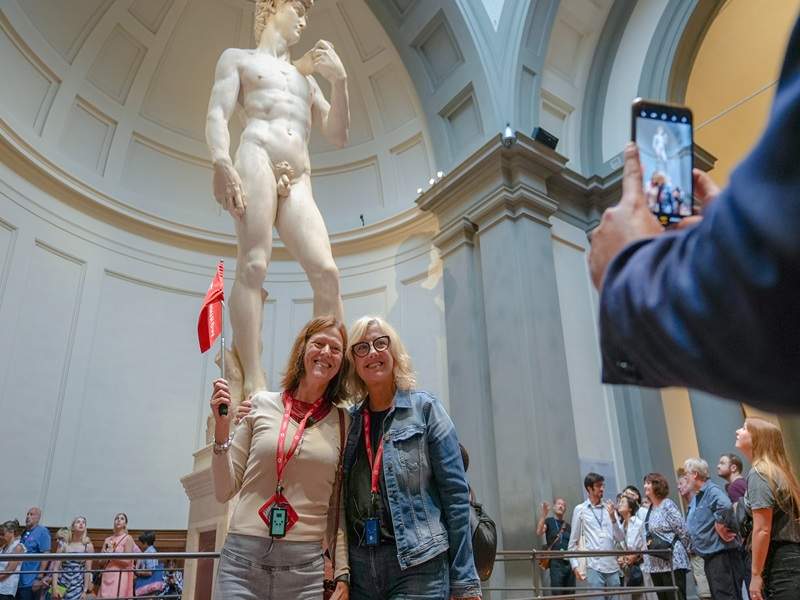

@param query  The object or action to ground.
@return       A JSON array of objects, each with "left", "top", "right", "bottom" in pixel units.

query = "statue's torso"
[{"left": 234, "top": 50, "right": 314, "bottom": 174}]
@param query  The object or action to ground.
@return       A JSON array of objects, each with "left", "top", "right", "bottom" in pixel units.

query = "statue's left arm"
[{"left": 308, "top": 40, "right": 350, "bottom": 148}]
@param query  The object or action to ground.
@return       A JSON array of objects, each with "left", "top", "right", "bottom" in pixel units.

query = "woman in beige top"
[{"left": 210, "top": 315, "right": 351, "bottom": 600}]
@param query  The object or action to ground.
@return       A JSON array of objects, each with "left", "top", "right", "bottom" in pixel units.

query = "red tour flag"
[{"left": 198, "top": 260, "right": 224, "bottom": 353}]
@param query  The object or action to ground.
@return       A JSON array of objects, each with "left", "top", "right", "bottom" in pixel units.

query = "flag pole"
[
  {"left": 220, "top": 302, "right": 226, "bottom": 379},
  {"left": 220, "top": 259, "right": 225, "bottom": 380},
  {"left": 219, "top": 260, "right": 227, "bottom": 416}
]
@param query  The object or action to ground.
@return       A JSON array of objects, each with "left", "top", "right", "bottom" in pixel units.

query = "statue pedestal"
[{"left": 180, "top": 445, "right": 233, "bottom": 600}]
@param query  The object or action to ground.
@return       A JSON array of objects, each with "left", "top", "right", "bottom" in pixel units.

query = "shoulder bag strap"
[{"left": 327, "top": 408, "right": 346, "bottom": 575}]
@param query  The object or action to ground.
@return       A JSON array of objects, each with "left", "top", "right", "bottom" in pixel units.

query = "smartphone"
[{"left": 631, "top": 98, "right": 694, "bottom": 226}]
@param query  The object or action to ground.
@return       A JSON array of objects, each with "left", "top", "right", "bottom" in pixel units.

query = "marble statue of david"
[{"left": 206, "top": 0, "right": 349, "bottom": 400}]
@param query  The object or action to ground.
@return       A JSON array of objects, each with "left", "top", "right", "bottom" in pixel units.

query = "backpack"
[{"left": 469, "top": 499, "right": 498, "bottom": 581}]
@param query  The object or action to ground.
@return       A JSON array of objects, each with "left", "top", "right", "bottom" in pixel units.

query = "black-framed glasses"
[{"left": 351, "top": 335, "right": 390, "bottom": 358}]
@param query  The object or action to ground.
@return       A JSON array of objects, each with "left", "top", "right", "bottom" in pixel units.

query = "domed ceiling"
[{"left": 0, "top": 0, "right": 435, "bottom": 240}]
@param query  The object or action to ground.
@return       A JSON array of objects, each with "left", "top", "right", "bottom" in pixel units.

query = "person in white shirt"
[
  {"left": 568, "top": 472, "right": 624, "bottom": 600},
  {"left": 617, "top": 495, "right": 646, "bottom": 600},
  {"left": 0, "top": 520, "right": 26, "bottom": 600}
]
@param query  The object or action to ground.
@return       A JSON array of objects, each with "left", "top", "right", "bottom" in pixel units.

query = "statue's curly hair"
[{"left": 254, "top": 0, "right": 314, "bottom": 43}]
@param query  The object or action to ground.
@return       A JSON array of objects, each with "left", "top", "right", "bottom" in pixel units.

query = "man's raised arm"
[{"left": 205, "top": 49, "right": 245, "bottom": 216}]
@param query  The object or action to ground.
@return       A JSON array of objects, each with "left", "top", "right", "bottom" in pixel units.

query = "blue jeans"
[
  {"left": 586, "top": 567, "right": 620, "bottom": 600},
  {"left": 349, "top": 544, "right": 449, "bottom": 600}
]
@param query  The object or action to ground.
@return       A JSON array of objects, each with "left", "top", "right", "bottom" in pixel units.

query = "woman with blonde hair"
[
  {"left": 343, "top": 316, "right": 481, "bottom": 599},
  {"left": 52, "top": 517, "right": 94, "bottom": 600},
  {"left": 736, "top": 417, "right": 800, "bottom": 600},
  {"left": 211, "top": 315, "right": 351, "bottom": 600}
]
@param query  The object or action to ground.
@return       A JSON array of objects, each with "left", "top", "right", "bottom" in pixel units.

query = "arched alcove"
[{"left": 0, "top": 0, "right": 451, "bottom": 529}]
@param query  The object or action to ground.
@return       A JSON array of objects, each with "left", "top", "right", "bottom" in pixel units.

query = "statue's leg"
[
  {"left": 231, "top": 140, "right": 278, "bottom": 397},
  {"left": 275, "top": 174, "right": 344, "bottom": 321}
]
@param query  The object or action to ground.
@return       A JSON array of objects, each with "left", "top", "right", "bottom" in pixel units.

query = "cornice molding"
[
  {"left": 431, "top": 216, "right": 477, "bottom": 259},
  {"left": 416, "top": 132, "right": 566, "bottom": 222},
  {"left": 0, "top": 123, "right": 439, "bottom": 258},
  {"left": 180, "top": 465, "right": 214, "bottom": 500},
  {"left": 416, "top": 131, "right": 718, "bottom": 238}
]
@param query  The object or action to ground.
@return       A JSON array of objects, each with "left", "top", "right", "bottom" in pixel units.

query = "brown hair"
[
  {"left": 746, "top": 417, "right": 800, "bottom": 520},
  {"left": 281, "top": 316, "right": 350, "bottom": 405},
  {"left": 644, "top": 472, "right": 670, "bottom": 500},
  {"left": 723, "top": 453, "right": 744, "bottom": 474},
  {"left": 1, "top": 519, "right": 21, "bottom": 537}
]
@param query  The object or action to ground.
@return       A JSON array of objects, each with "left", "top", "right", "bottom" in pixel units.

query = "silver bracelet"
[{"left": 213, "top": 432, "right": 234, "bottom": 455}]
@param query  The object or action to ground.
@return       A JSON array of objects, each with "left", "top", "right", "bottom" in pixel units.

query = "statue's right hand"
[
  {"left": 212, "top": 161, "right": 246, "bottom": 219},
  {"left": 210, "top": 378, "right": 232, "bottom": 429}
]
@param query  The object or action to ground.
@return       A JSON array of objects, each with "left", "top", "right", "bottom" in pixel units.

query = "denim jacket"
[{"left": 344, "top": 389, "right": 482, "bottom": 598}]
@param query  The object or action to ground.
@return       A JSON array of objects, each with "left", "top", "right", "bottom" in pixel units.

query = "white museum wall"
[
  {"left": 0, "top": 0, "right": 436, "bottom": 239},
  {"left": 551, "top": 217, "right": 626, "bottom": 492},
  {"left": 0, "top": 159, "right": 447, "bottom": 529},
  {"left": 601, "top": 0, "right": 669, "bottom": 163},
  {"left": 539, "top": 0, "right": 613, "bottom": 171}
]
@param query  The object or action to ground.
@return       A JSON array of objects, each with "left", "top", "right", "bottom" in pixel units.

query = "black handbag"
[
  {"left": 644, "top": 506, "right": 676, "bottom": 553},
  {"left": 625, "top": 564, "right": 644, "bottom": 587},
  {"left": 469, "top": 499, "right": 497, "bottom": 581}
]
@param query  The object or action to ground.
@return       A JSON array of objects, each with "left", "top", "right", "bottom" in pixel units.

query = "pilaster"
[{"left": 418, "top": 133, "right": 581, "bottom": 590}]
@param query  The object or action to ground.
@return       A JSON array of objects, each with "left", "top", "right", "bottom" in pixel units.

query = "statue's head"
[{"left": 254, "top": 0, "right": 314, "bottom": 46}]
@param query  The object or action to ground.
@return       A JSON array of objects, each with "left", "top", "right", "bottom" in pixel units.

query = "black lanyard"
[{"left": 589, "top": 504, "right": 604, "bottom": 529}]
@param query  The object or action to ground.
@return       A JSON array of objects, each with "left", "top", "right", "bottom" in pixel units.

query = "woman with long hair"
[
  {"left": 736, "top": 417, "right": 800, "bottom": 600},
  {"left": 641, "top": 473, "right": 691, "bottom": 600},
  {"left": 211, "top": 316, "right": 351, "bottom": 600},
  {"left": 0, "top": 520, "right": 25, "bottom": 600},
  {"left": 98, "top": 513, "right": 135, "bottom": 598},
  {"left": 52, "top": 517, "right": 94, "bottom": 600},
  {"left": 343, "top": 316, "right": 480, "bottom": 600}
]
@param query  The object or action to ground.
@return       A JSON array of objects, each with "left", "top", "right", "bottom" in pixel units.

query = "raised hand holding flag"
[{"left": 198, "top": 260, "right": 227, "bottom": 415}]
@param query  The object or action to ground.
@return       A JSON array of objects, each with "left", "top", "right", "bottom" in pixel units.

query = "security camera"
[{"left": 501, "top": 123, "right": 517, "bottom": 148}]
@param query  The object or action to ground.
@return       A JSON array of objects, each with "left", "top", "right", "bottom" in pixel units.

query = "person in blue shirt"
[
  {"left": 683, "top": 458, "right": 744, "bottom": 600},
  {"left": 587, "top": 15, "right": 800, "bottom": 411},
  {"left": 134, "top": 531, "right": 165, "bottom": 597},
  {"left": 16, "top": 507, "right": 51, "bottom": 600}
]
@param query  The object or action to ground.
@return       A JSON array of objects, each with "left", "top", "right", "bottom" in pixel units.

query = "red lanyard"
[
  {"left": 276, "top": 391, "right": 325, "bottom": 491},
  {"left": 362, "top": 407, "right": 385, "bottom": 495}
]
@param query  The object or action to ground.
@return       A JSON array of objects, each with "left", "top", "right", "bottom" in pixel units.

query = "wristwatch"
[{"left": 334, "top": 574, "right": 350, "bottom": 585}]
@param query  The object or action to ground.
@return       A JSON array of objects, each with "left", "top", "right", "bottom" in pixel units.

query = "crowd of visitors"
[
  {"left": 536, "top": 418, "right": 800, "bottom": 600},
  {"left": 0, "top": 510, "right": 181, "bottom": 600}
]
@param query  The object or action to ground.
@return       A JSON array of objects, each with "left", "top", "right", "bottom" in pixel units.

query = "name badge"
[
  {"left": 364, "top": 517, "right": 380, "bottom": 546},
  {"left": 269, "top": 506, "right": 288, "bottom": 538},
  {"left": 258, "top": 493, "right": 299, "bottom": 538}
]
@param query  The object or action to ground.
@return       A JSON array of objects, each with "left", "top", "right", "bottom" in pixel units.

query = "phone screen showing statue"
[{"left": 635, "top": 108, "right": 693, "bottom": 226}]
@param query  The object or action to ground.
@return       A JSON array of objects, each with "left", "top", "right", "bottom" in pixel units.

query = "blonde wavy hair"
[
  {"left": 69, "top": 516, "right": 91, "bottom": 545},
  {"left": 281, "top": 316, "right": 350, "bottom": 405},
  {"left": 746, "top": 417, "right": 800, "bottom": 520},
  {"left": 254, "top": 0, "right": 314, "bottom": 43},
  {"left": 346, "top": 316, "right": 416, "bottom": 401}
]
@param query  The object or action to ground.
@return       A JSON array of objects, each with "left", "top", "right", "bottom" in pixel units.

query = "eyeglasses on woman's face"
[{"left": 351, "top": 335, "right": 390, "bottom": 358}]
